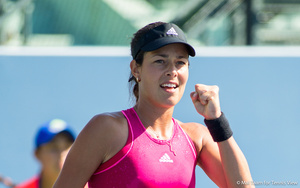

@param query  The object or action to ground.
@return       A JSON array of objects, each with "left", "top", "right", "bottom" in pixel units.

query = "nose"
[{"left": 165, "top": 63, "right": 178, "bottom": 77}]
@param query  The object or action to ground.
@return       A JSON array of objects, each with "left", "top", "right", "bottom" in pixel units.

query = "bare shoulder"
[
  {"left": 74, "top": 111, "right": 128, "bottom": 163},
  {"left": 54, "top": 112, "right": 128, "bottom": 187},
  {"left": 87, "top": 111, "right": 127, "bottom": 131},
  {"left": 83, "top": 111, "right": 128, "bottom": 143},
  {"left": 175, "top": 120, "right": 211, "bottom": 153},
  {"left": 54, "top": 111, "right": 129, "bottom": 187}
]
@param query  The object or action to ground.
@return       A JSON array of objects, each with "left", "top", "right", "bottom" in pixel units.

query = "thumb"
[{"left": 190, "top": 91, "right": 199, "bottom": 104}]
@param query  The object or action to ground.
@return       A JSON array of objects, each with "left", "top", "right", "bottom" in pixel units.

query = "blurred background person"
[
  {"left": 0, "top": 174, "right": 16, "bottom": 188},
  {"left": 14, "top": 119, "right": 76, "bottom": 188}
]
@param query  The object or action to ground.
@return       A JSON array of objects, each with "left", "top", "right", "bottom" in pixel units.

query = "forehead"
[{"left": 51, "top": 132, "right": 74, "bottom": 143}]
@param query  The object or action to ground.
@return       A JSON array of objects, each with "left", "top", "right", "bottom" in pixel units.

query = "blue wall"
[{"left": 1, "top": 48, "right": 299, "bottom": 187}]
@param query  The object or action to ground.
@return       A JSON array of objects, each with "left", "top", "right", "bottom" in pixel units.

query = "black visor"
[{"left": 132, "top": 23, "right": 196, "bottom": 59}]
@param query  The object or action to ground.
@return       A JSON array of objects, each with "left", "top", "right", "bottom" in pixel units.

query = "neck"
[
  {"left": 134, "top": 101, "right": 174, "bottom": 139},
  {"left": 39, "top": 170, "right": 59, "bottom": 188}
]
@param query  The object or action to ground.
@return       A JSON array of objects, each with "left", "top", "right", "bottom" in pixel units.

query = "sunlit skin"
[
  {"left": 53, "top": 43, "right": 253, "bottom": 188},
  {"left": 130, "top": 43, "right": 190, "bottom": 139},
  {"left": 135, "top": 43, "right": 189, "bottom": 109},
  {"left": 35, "top": 133, "right": 73, "bottom": 188}
]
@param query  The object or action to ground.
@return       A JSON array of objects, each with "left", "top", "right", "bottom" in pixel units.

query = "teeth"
[{"left": 161, "top": 83, "right": 176, "bottom": 88}]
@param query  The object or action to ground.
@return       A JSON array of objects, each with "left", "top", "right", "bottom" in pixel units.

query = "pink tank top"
[{"left": 88, "top": 108, "right": 197, "bottom": 188}]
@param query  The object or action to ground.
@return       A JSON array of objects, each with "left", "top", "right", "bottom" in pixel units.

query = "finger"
[
  {"left": 191, "top": 89, "right": 213, "bottom": 105},
  {"left": 190, "top": 91, "right": 198, "bottom": 103},
  {"left": 191, "top": 90, "right": 211, "bottom": 106},
  {"left": 196, "top": 84, "right": 219, "bottom": 97},
  {"left": 194, "top": 84, "right": 207, "bottom": 95},
  {"left": 199, "top": 91, "right": 214, "bottom": 105},
  {"left": 195, "top": 84, "right": 219, "bottom": 94}
]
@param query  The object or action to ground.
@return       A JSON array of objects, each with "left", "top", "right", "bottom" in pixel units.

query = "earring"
[{"left": 136, "top": 77, "right": 140, "bottom": 82}]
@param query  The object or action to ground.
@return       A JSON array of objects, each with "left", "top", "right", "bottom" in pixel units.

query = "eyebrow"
[{"left": 152, "top": 54, "right": 188, "bottom": 59}]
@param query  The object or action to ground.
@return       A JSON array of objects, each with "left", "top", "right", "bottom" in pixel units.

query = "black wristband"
[{"left": 204, "top": 112, "right": 233, "bottom": 142}]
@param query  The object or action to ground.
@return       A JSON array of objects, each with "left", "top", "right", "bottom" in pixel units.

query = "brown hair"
[{"left": 129, "top": 21, "right": 166, "bottom": 103}]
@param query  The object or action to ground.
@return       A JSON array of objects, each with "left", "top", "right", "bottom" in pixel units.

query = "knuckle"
[
  {"left": 211, "top": 85, "right": 219, "bottom": 93},
  {"left": 195, "top": 84, "right": 203, "bottom": 90},
  {"left": 212, "top": 85, "right": 219, "bottom": 90}
]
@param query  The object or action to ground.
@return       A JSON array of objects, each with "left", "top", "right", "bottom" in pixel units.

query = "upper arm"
[
  {"left": 198, "top": 128, "right": 227, "bottom": 187},
  {"left": 180, "top": 122, "right": 227, "bottom": 188},
  {"left": 54, "top": 112, "right": 128, "bottom": 188}
]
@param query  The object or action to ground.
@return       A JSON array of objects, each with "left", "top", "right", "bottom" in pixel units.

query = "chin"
[{"left": 160, "top": 98, "right": 181, "bottom": 108}]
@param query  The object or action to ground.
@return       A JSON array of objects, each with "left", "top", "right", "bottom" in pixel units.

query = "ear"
[
  {"left": 34, "top": 149, "right": 40, "bottom": 160},
  {"left": 130, "top": 60, "right": 141, "bottom": 79}
]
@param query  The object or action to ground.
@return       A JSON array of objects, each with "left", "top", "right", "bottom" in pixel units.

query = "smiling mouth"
[{"left": 160, "top": 83, "right": 178, "bottom": 89}]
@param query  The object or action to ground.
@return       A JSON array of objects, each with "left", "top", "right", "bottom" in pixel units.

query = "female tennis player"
[{"left": 54, "top": 22, "right": 253, "bottom": 188}]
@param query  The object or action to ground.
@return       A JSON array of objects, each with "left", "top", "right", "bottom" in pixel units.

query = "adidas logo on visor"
[{"left": 166, "top": 27, "right": 178, "bottom": 36}]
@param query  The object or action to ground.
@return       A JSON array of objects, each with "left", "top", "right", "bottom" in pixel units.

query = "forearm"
[
  {"left": 191, "top": 85, "right": 253, "bottom": 187},
  {"left": 204, "top": 113, "right": 253, "bottom": 187},
  {"left": 218, "top": 137, "right": 254, "bottom": 188}
]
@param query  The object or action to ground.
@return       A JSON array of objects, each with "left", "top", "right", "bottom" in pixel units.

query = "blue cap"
[{"left": 35, "top": 119, "right": 76, "bottom": 149}]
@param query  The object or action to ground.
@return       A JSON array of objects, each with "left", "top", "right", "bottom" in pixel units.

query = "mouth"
[{"left": 160, "top": 83, "right": 179, "bottom": 90}]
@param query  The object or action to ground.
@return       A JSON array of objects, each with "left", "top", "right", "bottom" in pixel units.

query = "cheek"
[
  {"left": 140, "top": 68, "right": 160, "bottom": 87},
  {"left": 143, "top": 66, "right": 160, "bottom": 78},
  {"left": 39, "top": 150, "right": 61, "bottom": 164},
  {"left": 178, "top": 68, "right": 189, "bottom": 84},
  {"left": 42, "top": 153, "right": 58, "bottom": 163}
]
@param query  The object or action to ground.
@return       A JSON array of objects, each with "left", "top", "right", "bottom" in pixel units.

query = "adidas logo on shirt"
[
  {"left": 159, "top": 153, "right": 173, "bottom": 163},
  {"left": 166, "top": 27, "right": 178, "bottom": 36}
]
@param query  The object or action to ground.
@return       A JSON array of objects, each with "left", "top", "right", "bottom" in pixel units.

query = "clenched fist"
[{"left": 190, "top": 84, "right": 222, "bottom": 120}]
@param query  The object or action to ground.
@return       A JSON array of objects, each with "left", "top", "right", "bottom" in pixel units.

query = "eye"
[
  {"left": 177, "top": 60, "right": 188, "bottom": 66},
  {"left": 155, "top": 59, "right": 165, "bottom": 64}
]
